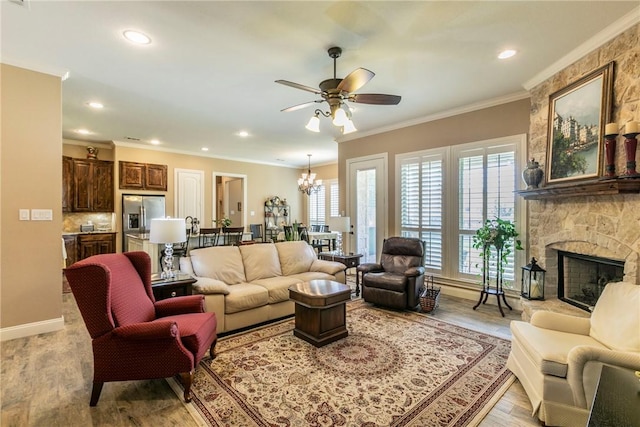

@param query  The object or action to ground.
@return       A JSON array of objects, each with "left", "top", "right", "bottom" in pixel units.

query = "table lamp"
[
  {"left": 150, "top": 217, "right": 187, "bottom": 279},
  {"left": 327, "top": 216, "right": 350, "bottom": 255}
]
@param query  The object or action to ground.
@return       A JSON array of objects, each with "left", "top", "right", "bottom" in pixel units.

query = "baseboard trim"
[{"left": 0, "top": 316, "right": 65, "bottom": 341}]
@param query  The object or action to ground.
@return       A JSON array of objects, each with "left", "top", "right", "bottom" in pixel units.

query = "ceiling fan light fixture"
[
  {"left": 342, "top": 118, "right": 357, "bottom": 134},
  {"left": 332, "top": 107, "right": 348, "bottom": 126},
  {"left": 305, "top": 114, "right": 320, "bottom": 132}
]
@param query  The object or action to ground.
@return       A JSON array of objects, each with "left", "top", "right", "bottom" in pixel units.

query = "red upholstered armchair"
[{"left": 64, "top": 251, "right": 217, "bottom": 406}]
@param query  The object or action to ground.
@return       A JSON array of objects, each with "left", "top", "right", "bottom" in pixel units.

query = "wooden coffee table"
[{"left": 288, "top": 279, "right": 351, "bottom": 347}]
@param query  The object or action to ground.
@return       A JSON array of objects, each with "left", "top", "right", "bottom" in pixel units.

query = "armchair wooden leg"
[
  {"left": 89, "top": 381, "right": 104, "bottom": 406},
  {"left": 179, "top": 371, "right": 195, "bottom": 403},
  {"left": 209, "top": 338, "right": 218, "bottom": 360}
]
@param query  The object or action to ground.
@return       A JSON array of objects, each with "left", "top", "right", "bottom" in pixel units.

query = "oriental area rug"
[{"left": 169, "top": 300, "right": 514, "bottom": 426}]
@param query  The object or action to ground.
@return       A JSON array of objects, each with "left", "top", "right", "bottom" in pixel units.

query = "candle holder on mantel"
[
  {"left": 623, "top": 130, "right": 639, "bottom": 178},
  {"left": 603, "top": 131, "right": 618, "bottom": 179}
]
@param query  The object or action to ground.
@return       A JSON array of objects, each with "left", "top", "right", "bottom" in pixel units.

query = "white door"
[
  {"left": 174, "top": 169, "right": 204, "bottom": 221},
  {"left": 347, "top": 154, "right": 387, "bottom": 263}
]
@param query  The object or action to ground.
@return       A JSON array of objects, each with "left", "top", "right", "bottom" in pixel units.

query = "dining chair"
[
  {"left": 249, "top": 223, "right": 263, "bottom": 242},
  {"left": 223, "top": 226, "right": 244, "bottom": 245},
  {"left": 198, "top": 228, "right": 221, "bottom": 247}
]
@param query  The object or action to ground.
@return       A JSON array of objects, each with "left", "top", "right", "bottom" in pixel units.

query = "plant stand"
[{"left": 472, "top": 245, "right": 513, "bottom": 317}]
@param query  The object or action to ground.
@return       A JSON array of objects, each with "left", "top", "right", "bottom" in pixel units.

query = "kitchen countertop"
[{"left": 125, "top": 232, "right": 151, "bottom": 240}]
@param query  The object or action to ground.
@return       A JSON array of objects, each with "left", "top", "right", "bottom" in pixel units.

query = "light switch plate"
[
  {"left": 31, "top": 209, "right": 53, "bottom": 221},
  {"left": 19, "top": 209, "right": 30, "bottom": 220}
]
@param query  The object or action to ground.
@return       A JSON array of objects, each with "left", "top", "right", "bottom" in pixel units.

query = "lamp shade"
[
  {"left": 149, "top": 218, "right": 187, "bottom": 244},
  {"left": 327, "top": 216, "right": 350, "bottom": 233}
]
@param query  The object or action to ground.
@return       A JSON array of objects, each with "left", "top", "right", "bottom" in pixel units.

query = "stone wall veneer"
[{"left": 527, "top": 24, "right": 640, "bottom": 297}]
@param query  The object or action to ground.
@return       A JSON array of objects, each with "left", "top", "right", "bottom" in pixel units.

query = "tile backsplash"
[{"left": 63, "top": 212, "right": 116, "bottom": 232}]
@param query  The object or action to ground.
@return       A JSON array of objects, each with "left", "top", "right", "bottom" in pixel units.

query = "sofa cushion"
[
  {"left": 510, "top": 320, "right": 607, "bottom": 378},
  {"left": 239, "top": 243, "right": 282, "bottom": 282},
  {"left": 276, "top": 241, "right": 316, "bottom": 276},
  {"left": 589, "top": 282, "right": 640, "bottom": 352},
  {"left": 224, "top": 283, "right": 269, "bottom": 314},
  {"left": 192, "top": 277, "right": 230, "bottom": 295},
  {"left": 252, "top": 276, "right": 302, "bottom": 304},
  {"left": 190, "top": 246, "right": 246, "bottom": 285},
  {"left": 290, "top": 271, "right": 338, "bottom": 284}
]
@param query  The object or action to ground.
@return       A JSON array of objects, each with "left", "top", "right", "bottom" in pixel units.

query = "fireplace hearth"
[{"left": 557, "top": 251, "right": 624, "bottom": 312}]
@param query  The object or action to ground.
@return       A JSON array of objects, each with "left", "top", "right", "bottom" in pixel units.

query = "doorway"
[
  {"left": 347, "top": 154, "right": 387, "bottom": 263},
  {"left": 212, "top": 172, "right": 247, "bottom": 228}
]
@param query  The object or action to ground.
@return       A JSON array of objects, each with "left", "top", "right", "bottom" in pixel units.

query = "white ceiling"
[{"left": 2, "top": 1, "right": 638, "bottom": 168}]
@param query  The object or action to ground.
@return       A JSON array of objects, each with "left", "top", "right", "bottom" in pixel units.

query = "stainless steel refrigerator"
[{"left": 122, "top": 194, "right": 166, "bottom": 249}]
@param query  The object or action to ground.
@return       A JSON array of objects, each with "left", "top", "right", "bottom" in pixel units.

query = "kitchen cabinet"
[
  {"left": 119, "top": 161, "right": 167, "bottom": 191},
  {"left": 77, "top": 233, "right": 116, "bottom": 260},
  {"left": 63, "top": 157, "right": 114, "bottom": 212},
  {"left": 63, "top": 234, "right": 77, "bottom": 267},
  {"left": 62, "top": 157, "right": 74, "bottom": 212}
]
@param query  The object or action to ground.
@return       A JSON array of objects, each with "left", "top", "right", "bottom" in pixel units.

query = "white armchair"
[{"left": 507, "top": 281, "right": 640, "bottom": 427}]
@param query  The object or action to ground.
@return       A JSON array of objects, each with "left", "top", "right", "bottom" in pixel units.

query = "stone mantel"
[{"left": 518, "top": 178, "right": 640, "bottom": 200}]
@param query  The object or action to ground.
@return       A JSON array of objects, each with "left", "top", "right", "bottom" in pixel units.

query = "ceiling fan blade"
[
  {"left": 275, "top": 80, "right": 322, "bottom": 95},
  {"left": 280, "top": 100, "right": 324, "bottom": 113},
  {"left": 336, "top": 68, "right": 374, "bottom": 93},
  {"left": 349, "top": 93, "right": 401, "bottom": 105}
]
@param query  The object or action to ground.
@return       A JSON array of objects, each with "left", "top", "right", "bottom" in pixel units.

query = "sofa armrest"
[
  {"left": 567, "top": 346, "right": 640, "bottom": 409},
  {"left": 530, "top": 311, "right": 591, "bottom": 335},
  {"left": 192, "top": 277, "right": 231, "bottom": 295},
  {"left": 405, "top": 266, "right": 425, "bottom": 277},
  {"left": 310, "top": 259, "right": 346, "bottom": 275},
  {"left": 179, "top": 256, "right": 195, "bottom": 275},
  {"left": 155, "top": 294, "right": 205, "bottom": 317},
  {"left": 357, "top": 263, "right": 382, "bottom": 274}
]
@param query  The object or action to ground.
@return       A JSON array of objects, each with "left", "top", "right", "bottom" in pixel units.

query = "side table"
[
  {"left": 318, "top": 252, "right": 363, "bottom": 296},
  {"left": 151, "top": 273, "right": 196, "bottom": 301}
]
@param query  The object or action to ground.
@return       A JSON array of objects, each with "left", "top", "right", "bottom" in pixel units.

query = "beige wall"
[
  {"left": 338, "top": 98, "right": 531, "bottom": 230},
  {"left": 1, "top": 64, "right": 63, "bottom": 331}
]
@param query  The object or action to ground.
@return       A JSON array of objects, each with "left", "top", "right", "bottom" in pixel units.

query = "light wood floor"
[{"left": 1, "top": 284, "right": 541, "bottom": 426}]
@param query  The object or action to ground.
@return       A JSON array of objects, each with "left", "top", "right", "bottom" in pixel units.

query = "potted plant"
[
  {"left": 472, "top": 217, "right": 523, "bottom": 284},
  {"left": 215, "top": 216, "right": 232, "bottom": 228}
]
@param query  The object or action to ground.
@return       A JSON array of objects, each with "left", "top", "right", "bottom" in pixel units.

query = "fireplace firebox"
[{"left": 557, "top": 251, "right": 624, "bottom": 312}]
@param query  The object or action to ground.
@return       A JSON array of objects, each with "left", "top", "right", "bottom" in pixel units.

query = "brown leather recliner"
[{"left": 357, "top": 237, "right": 426, "bottom": 310}]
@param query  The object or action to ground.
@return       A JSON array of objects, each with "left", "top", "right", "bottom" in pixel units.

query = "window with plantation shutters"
[
  {"left": 399, "top": 151, "right": 444, "bottom": 272},
  {"left": 397, "top": 135, "right": 524, "bottom": 290},
  {"left": 330, "top": 181, "right": 339, "bottom": 217},
  {"left": 455, "top": 144, "right": 518, "bottom": 285},
  {"left": 308, "top": 185, "right": 326, "bottom": 227}
]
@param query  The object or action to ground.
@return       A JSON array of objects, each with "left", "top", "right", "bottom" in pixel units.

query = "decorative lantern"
[{"left": 521, "top": 257, "right": 546, "bottom": 300}]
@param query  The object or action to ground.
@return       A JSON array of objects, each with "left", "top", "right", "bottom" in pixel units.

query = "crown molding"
[
  {"left": 337, "top": 90, "right": 530, "bottom": 143},
  {"left": 523, "top": 6, "right": 640, "bottom": 90}
]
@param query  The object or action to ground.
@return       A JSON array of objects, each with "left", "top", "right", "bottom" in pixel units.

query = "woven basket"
[{"left": 419, "top": 275, "right": 440, "bottom": 313}]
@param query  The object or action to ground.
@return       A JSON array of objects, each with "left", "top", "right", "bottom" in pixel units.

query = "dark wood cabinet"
[
  {"left": 145, "top": 163, "right": 167, "bottom": 190},
  {"left": 62, "top": 157, "right": 74, "bottom": 213},
  {"left": 63, "top": 157, "right": 114, "bottom": 212},
  {"left": 63, "top": 234, "right": 77, "bottom": 267},
  {"left": 76, "top": 233, "right": 116, "bottom": 260},
  {"left": 119, "top": 161, "right": 167, "bottom": 191}
]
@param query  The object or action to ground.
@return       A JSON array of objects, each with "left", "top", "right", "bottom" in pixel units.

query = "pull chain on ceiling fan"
[{"left": 275, "top": 46, "right": 401, "bottom": 134}]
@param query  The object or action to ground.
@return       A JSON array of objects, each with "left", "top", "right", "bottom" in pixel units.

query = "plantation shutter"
[
  {"left": 400, "top": 153, "right": 443, "bottom": 271},
  {"left": 308, "top": 185, "right": 326, "bottom": 227}
]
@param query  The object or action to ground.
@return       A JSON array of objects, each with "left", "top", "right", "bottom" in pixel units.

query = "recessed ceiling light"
[
  {"left": 201, "top": 147, "right": 209, "bottom": 151},
  {"left": 498, "top": 49, "right": 517, "bottom": 59},
  {"left": 88, "top": 101, "right": 104, "bottom": 109},
  {"left": 238, "top": 130, "right": 249, "bottom": 137},
  {"left": 76, "top": 129, "right": 91, "bottom": 135},
  {"left": 123, "top": 30, "right": 151, "bottom": 45},
  {"left": 150, "top": 139, "right": 160, "bottom": 145}
]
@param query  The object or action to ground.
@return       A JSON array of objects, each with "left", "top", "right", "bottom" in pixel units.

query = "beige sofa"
[
  {"left": 179, "top": 240, "right": 347, "bottom": 333},
  {"left": 507, "top": 281, "right": 640, "bottom": 427}
]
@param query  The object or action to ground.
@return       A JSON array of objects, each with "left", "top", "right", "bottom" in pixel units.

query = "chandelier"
[
  {"left": 305, "top": 103, "right": 357, "bottom": 134},
  {"left": 298, "top": 154, "right": 322, "bottom": 195}
]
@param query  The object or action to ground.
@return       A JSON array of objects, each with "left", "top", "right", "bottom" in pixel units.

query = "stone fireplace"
[{"left": 521, "top": 24, "right": 639, "bottom": 320}]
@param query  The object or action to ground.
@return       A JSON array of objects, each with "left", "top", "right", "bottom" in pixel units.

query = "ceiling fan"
[{"left": 275, "top": 46, "right": 401, "bottom": 133}]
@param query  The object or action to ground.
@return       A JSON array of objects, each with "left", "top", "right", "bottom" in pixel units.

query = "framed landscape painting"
[{"left": 546, "top": 62, "right": 614, "bottom": 184}]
